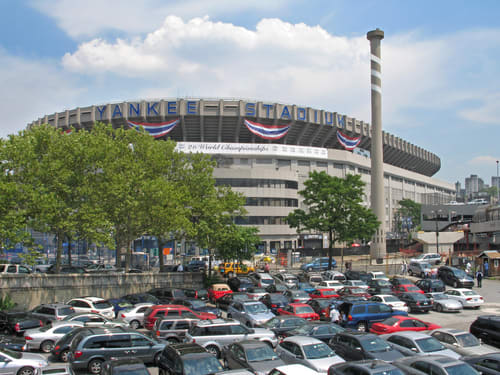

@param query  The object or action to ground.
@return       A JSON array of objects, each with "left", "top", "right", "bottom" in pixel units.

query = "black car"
[
  {"left": 121, "top": 293, "right": 160, "bottom": 305},
  {"left": 52, "top": 326, "right": 92, "bottom": 362},
  {"left": 470, "top": 316, "right": 500, "bottom": 347},
  {"left": 0, "top": 310, "right": 43, "bottom": 335},
  {"left": 259, "top": 316, "right": 307, "bottom": 336},
  {"left": 389, "top": 277, "right": 414, "bottom": 288},
  {"left": 101, "top": 358, "right": 150, "bottom": 375},
  {"left": 283, "top": 321, "right": 344, "bottom": 343},
  {"left": 463, "top": 353, "right": 500, "bottom": 375},
  {"left": 438, "top": 266, "right": 474, "bottom": 288},
  {"left": 367, "top": 279, "right": 393, "bottom": 295},
  {"left": 185, "top": 260, "right": 206, "bottom": 272},
  {"left": 265, "top": 283, "right": 288, "bottom": 293},
  {"left": 259, "top": 293, "right": 289, "bottom": 314},
  {"left": 182, "top": 288, "right": 208, "bottom": 301},
  {"left": 345, "top": 270, "right": 371, "bottom": 283},
  {"left": 157, "top": 342, "right": 223, "bottom": 375},
  {"left": 148, "top": 288, "right": 187, "bottom": 303},
  {"left": 46, "top": 265, "right": 88, "bottom": 274},
  {"left": 0, "top": 335, "right": 26, "bottom": 351},
  {"left": 307, "top": 298, "right": 334, "bottom": 320},
  {"left": 172, "top": 298, "right": 221, "bottom": 317},
  {"left": 329, "top": 331, "right": 405, "bottom": 362},
  {"left": 222, "top": 340, "right": 285, "bottom": 374},
  {"left": 228, "top": 277, "right": 254, "bottom": 292},
  {"left": 415, "top": 279, "right": 446, "bottom": 293},
  {"left": 398, "top": 292, "right": 432, "bottom": 313},
  {"left": 329, "top": 359, "right": 405, "bottom": 375},
  {"left": 215, "top": 293, "right": 251, "bottom": 311}
]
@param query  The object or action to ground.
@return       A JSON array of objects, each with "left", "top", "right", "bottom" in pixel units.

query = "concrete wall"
[{"left": 0, "top": 272, "right": 204, "bottom": 310}]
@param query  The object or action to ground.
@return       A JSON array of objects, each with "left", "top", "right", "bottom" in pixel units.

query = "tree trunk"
[
  {"left": 157, "top": 236, "right": 165, "bottom": 270},
  {"left": 328, "top": 230, "right": 333, "bottom": 270},
  {"left": 208, "top": 249, "right": 213, "bottom": 278},
  {"left": 125, "top": 239, "right": 132, "bottom": 271},
  {"left": 56, "top": 232, "right": 63, "bottom": 273},
  {"left": 67, "top": 236, "right": 72, "bottom": 266}
]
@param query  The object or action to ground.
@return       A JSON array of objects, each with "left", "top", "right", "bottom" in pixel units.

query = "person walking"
[
  {"left": 177, "top": 263, "right": 183, "bottom": 272},
  {"left": 476, "top": 269, "right": 483, "bottom": 288},
  {"left": 484, "top": 261, "right": 489, "bottom": 277},
  {"left": 330, "top": 305, "right": 340, "bottom": 324}
]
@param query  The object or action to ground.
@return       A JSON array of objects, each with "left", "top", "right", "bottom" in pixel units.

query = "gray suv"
[
  {"left": 185, "top": 318, "right": 277, "bottom": 358},
  {"left": 30, "top": 303, "right": 75, "bottom": 325},
  {"left": 227, "top": 301, "right": 275, "bottom": 327},
  {"left": 69, "top": 327, "right": 165, "bottom": 374},
  {"left": 153, "top": 316, "right": 200, "bottom": 344}
]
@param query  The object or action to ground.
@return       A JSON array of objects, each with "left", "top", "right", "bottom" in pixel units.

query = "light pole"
[
  {"left": 496, "top": 160, "right": 499, "bottom": 204},
  {"left": 431, "top": 209, "right": 443, "bottom": 254}
]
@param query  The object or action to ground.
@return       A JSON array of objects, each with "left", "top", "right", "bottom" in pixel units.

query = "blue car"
[
  {"left": 173, "top": 298, "right": 222, "bottom": 318},
  {"left": 301, "top": 257, "right": 336, "bottom": 272},
  {"left": 296, "top": 282, "right": 316, "bottom": 293},
  {"left": 337, "top": 301, "right": 408, "bottom": 332}
]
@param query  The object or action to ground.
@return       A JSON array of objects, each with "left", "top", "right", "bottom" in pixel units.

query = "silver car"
[
  {"left": 425, "top": 293, "right": 463, "bottom": 313},
  {"left": 381, "top": 332, "right": 461, "bottom": 359},
  {"left": 24, "top": 321, "right": 84, "bottom": 353},
  {"left": 274, "top": 273, "right": 299, "bottom": 289},
  {"left": 227, "top": 301, "right": 275, "bottom": 328},
  {"left": 117, "top": 303, "right": 154, "bottom": 329},
  {"left": 62, "top": 313, "right": 127, "bottom": 328},
  {"left": 276, "top": 336, "right": 344, "bottom": 373},
  {"left": 393, "top": 355, "right": 479, "bottom": 375},
  {"left": 37, "top": 364, "right": 74, "bottom": 375},
  {"left": 0, "top": 348, "right": 48, "bottom": 375},
  {"left": 430, "top": 328, "right": 499, "bottom": 356}
]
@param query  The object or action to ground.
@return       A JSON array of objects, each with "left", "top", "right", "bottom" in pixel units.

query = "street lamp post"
[
  {"left": 497, "top": 160, "right": 499, "bottom": 204},
  {"left": 431, "top": 209, "right": 443, "bottom": 254}
]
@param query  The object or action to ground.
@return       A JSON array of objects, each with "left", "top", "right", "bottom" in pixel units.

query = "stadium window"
[
  {"left": 316, "top": 161, "right": 328, "bottom": 168},
  {"left": 256, "top": 158, "right": 273, "bottom": 165},
  {"left": 298, "top": 160, "right": 310, "bottom": 166}
]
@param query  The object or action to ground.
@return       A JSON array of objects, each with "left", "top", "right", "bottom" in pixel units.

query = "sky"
[{"left": 0, "top": 0, "right": 499, "bottom": 186}]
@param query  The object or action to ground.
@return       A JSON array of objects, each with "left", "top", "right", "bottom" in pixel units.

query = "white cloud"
[
  {"left": 459, "top": 92, "right": 500, "bottom": 125},
  {"left": 468, "top": 156, "right": 499, "bottom": 165}
]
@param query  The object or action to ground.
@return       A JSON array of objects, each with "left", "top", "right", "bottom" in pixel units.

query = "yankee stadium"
[{"left": 29, "top": 98, "right": 454, "bottom": 252}]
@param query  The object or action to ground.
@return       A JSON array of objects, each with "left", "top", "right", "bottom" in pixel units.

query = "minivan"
[
  {"left": 408, "top": 262, "right": 432, "bottom": 278},
  {"left": 337, "top": 301, "right": 407, "bottom": 332}
]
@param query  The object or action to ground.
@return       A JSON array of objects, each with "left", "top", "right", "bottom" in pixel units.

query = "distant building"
[{"left": 465, "top": 174, "right": 484, "bottom": 200}]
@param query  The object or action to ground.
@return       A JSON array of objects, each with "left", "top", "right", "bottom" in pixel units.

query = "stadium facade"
[{"left": 29, "top": 98, "right": 455, "bottom": 252}]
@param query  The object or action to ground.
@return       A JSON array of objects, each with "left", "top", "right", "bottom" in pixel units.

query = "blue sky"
[{"left": 1, "top": 0, "right": 499, "bottom": 186}]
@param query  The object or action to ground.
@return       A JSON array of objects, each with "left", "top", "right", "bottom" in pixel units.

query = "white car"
[
  {"left": 368, "top": 271, "right": 389, "bottom": 281},
  {"left": 410, "top": 253, "right": 441, "bottom": 265},
  {"left": 343, "top": 280, "right": 369, "bottom": 289},
  {"left": 118, "top": 302, "right": 154, "bottom": 329},
  {"left": 308, "top": 274, "right": 324, "bottom": 287},
  {"left": 66, "top": 297, "right": 115, "bottom": 318},
  {"left": 444, "top": 289, "right": 484, "bottom": 308},
  {"left": 370, "top": 294, "right": 408, "bottom": 312},
  {"left": 316, "top": 280, "right": 344, "bottom": 291},
  {"left": 269, "top": 364, "right": 321, "bottom": 375},
  {"left": 0, "top": 348, "right": 48, "bottom": 374},
  {"left": 322, "top": 271, "right": 346, "bottom": 282}
]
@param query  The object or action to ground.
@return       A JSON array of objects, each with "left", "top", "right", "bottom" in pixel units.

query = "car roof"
[
  {"left": 404, "top": 355, "right": 463, "bottom": 366},
  {"left": 284, "top": 335, "right": 324, "bottom": 345},
  {"left": 388, "top": 331, "right": 431, "bottom": 339},
  {"left": 36, "top": 303, "right": 73, "bottom": 308},
  {"left": 271, "top": 364, "right": 320, "bottom": 375},
  {"left": 169, "top": 342, "right": 208, "bottom": 355},
  {"left": 345, "top": 360, "right": 398, "bottom": 372},
  {"left": 195, "top": 318, "right": 238, "bottom": 327},
  {"left": 238, "top": 340, "right": 270, "bottom": 349},
  {"left": 432, "top": 328, "right": 466, "bottom": 335}
]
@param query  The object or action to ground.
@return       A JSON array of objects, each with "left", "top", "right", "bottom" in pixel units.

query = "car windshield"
[
  {"left": 0, "top": 348, "right": 22, "bottom": 359},
  {"left": 352, "top": 281, "right": 365, "bottom": 286},
  {"left": 58, "top": 307, "right": 74, "bottom": 315},
  {"left": 295, "top": 306, "right": 314, "bottom": 314},
  {"left": 381, "top": 318, "right": 399, "bottom": 326},
  {"left": 395, "top": 279, "right": 412, "bottom": 285},
  {"left": 261, "top": 279, "right": 273, "bottom": 285},
  {"left": 432, "top": 294, "right": 448, "bottom": 300},
  {"left": 316, "top": 300, "right": 332, "bottom": 308},
  {"left": 271, "top": 295, "right": 288, "bottom": 303},
  {"left": 189, "top": 300, "right": 206, "bottom": 309},
  {"left": 114, "top": 366, "right": 151, "bottom": 375},
  {"left": 383, "top": 296, "right": 399, "bottom": 302},
  {"left": 299, "top": 283, "right": 314, "bottom": 289},
  {"left": 302, "top": 343, "right": 335, "bottom": 359},
  {"left": 234, "top": 295, "right": 249, "bottom": 302},
  {"left": 360, "top": 337, "right": 392, "bottom": 352},
  {"left": 373, "top": 369, "right": 405, "bottom": 375},
  {"left": 246, "top": 345, "right": 279, "bottom": 362},
  {"left": 322, "top": 290, "right": 338, "bottom": 296},
  {"left": 411, "top": 293, "right": 427, "bottom": 300},
  {"left": 245, "top": 303, "right": 268, "bottom": 314},
  {"left": 377, "top": 280, "right": 391, "bottom": 286},
  {"left": 251, "top": 288, "right": 267, "bottom": 293},
  {"left": 293, "top": 291, "right": 310, "bottom": 298},
  {"left": 444, "top": 363, "right": 480, "bottom": 375},
  {"left": 310, "top": 277, "right": 323, "bottom": 283},
  {"left": 462, "top": 291, "right": 478, "bottom": 296},
  {"left": 456, "top": 333, "right": 480, "bottom": 347},
  {"left": 94, "top": 301, "right": 112, "bottom": 309},
  {"left": 183, "top": 356, "right": 224, "bottom": 375},
  {"left": 292, "top": 324, "right": 315, "bottom": 335},
  {"left": 416, "top": 337, "right": 446, "bottom": 352},
  {"left": 350, "top": 288, "right": 366, "bottom": 294},
  {"left": 262, "top": 317, "right": 280, "bottom": 328},
  {"left": 406, "top": 286, "right": 421, "bottom": 292},
  {"left": 453, "top": 269, "right": 468, "bottom": 278}
]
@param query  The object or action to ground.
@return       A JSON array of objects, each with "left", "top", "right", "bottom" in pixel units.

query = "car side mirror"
[
  {"left": 355, "top": 347, "right": 362, "bottom": 351},
  {"left": 411, "top": 347, "right": 418, "bottom": 352},
  {"left": 452, "top": 343, "right": 459, "bottom": 347}
]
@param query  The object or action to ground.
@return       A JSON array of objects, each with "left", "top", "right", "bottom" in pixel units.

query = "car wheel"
[
  {"left": 88, "top": 359, "right": 103, "bottom": 374},
  {"left": 60, "top": 349, "right": 70, "bottom": 362},
  {"left": 40, "top": 340, "right": 55, "bottom": 353},
  {"left": 129, "top": 320, "right": 140, "bottom": 330},
  {"left": 436, "top": 304, "right": 443, "bottom": 312},
  {"left": 453, "top": 281, "right": 458, "bottom": 288},
  {"left": 154, "top": 352, "right": 161, "bottom": 365},
  {"left": 357, "top": 322, "right": 367, "bottom": 332},
  {"left": 206, "top": 345, "right": 221, "bottom": 358},
  {"left": 17, "top": 367, "right": 34, "bottom": 375}
]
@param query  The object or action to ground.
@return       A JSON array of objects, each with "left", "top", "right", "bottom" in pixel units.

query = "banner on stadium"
[
  {"left": 128, "top": 118, "right": 179, "bottom": 138},
  {"left": 244, "top": 119, "right": 290, "bottom": 140},
  {"left": 337, "top": 130, "right": 361, "bottom": 151}
]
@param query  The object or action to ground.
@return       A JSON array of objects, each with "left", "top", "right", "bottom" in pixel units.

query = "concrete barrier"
[{"left": 0, "top": 272, "right": 204, "bottom": 309}]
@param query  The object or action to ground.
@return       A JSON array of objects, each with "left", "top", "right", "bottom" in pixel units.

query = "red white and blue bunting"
[
  {"left": 128, "top": 119, "right": 179, "bottom": 138},
  {"left": 337, "top": 130, "right": 361, "bottom": 151},
  {"left": 244, "top": 119, "right": 290, "bottom": 140}
]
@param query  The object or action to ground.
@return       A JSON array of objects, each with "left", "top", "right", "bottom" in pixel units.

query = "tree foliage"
[
  {"left": 287, "top": 171, "right": 380, "bottom": 269},
  {"left": 397, "top": 198, "right": 422, "bottom": 229}
]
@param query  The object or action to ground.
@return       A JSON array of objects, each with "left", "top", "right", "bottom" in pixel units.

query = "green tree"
[
  {"left": 287, "top": 171, "right": 380, "bottom": 270},
  {"left": 397, "top": 199, "right": 422, "bottom": 229},
  {"left": 215, "top": 225, "right": 260, "bottom": 262}
]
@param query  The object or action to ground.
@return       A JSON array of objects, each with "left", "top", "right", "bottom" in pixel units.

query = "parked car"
[
  {"left": 227, "top": 301, "right": 275, "bottom": 327},
  {"left": 117, "top": 303, "right": 154, "bottom": 329},
  {"left": 267, "top": 283, "right": 289, "bottom": 294},
  {"left": 370, "top": 315, "right": 440, "bottom": 335},
  {"left": 445, "top": 289, "right": 484, "bottom": 309},
  {"left": 228, "top": 277, "right": 254, "bottom": 292},
  {"left": 157, "top": 342, "right": 223, "bottom": 375},
  {"left": 307, "top": 274, "right": 324, "bottom": 287},
  {"left": 120, "top": 293, "right": 159, "bottom": 306},
  {"left": 0, "top": 335, "right": 27, "bottom": 351},
  {"left": 51, "top": 327, "right": 92, "bottom": 362},
  {"left": 283, "top": 321, "right": 344, "bottom": 343},
  {"left": 368, "top": 271, "right": 389, "bottom": 281},
  {"left": 143, "top": 305, "right": 216, "bottom": 330},
  {"left": 258, "top": 316, "right": 307, "bottom": 337},
  {"left": 276, "top": 336, "right": 344, "bottom": 373},
  {"left": 398, "top": 292, "right": 433, "bottom": 313},
  {"left": 259, "top": 293, "right": 289, "bottom": 314},
  {"left": 463, "top": 353, "right": 500, "bottom": 375},
  {"left": 337, "top": 301, "right": 404, "bottom": 332},
  {"left": 283, "top": 290, "right": 311, "bottom": 304},
  {"left": 309, "top": 289, "right": 339, "bottom": 299},
  {"left": 336, "top": 287, "right": 370, "bottom": 299},
  {"left": 185, "top": 318, "right": 278, "bottom": 357},
  {"left": 207, "top": 283, "right": 233, "bottom": 303},
  {"left": 366, "top": 280, "right": 393, "bottom": 295},
  {"left": 277, "top": 303, "right": 319, "bottom": 321},
  {"left": 470, "top": 316, "right": 500, "bottom": 347},
  {"left": 393, "top": 355, "right": 477, "bottom": 375},
  {"left": 216, "top": 293, "right": 251, "bottom": 311},
  {"left": 415, "top": 279, "right": 446, "bottom": 293},
  {"left": 30, "top": 303, "right": 75, "bottom": 325},
  {"left": 46, "top": 265, "right": 88, "bottom": 274},
  {"left": 410, "top": 253, "right": 441, "bottom": 265},
  {"left": 328, "top": 331, "right": 405, "bottom": 362},
  {"left": 219, "top": 263, "right": 255, "bottom": 278},
  {"left": 153, "top": 316, "right": 200, "bottom": 343},
  {"left": 85, "top": 264, "right": 117, "bottom": 273},
  {"left": 68, "top": 327, "right": 165, "bottom": 374},
  {"left": 343, "top": 280, "right": 369, "bottom": 290},
  {"left": 66, "top": 297, "right": 114, "bottom": 319},
  {"left": 269, "top": 364, "right": 321, "bottom": 375},
  {"left": 370, "top": 295, "right": 408, "bottom": 313},
  {"left": 425, "top": 293, "right": 462, "bottom": 313},
  {"left": 62, "top": 313, "right": 126, "bottom": 328},
  {"left": 307, "top": 299, "right": 335, "bottom": 320},
  {"left": 222, "top": 340, "right": 285, "bottom": 374},
  {"left": 0, "top": 311, "right": 43, "bottom": 336},
  {"left": 389, "top": 277, "right": 414, "bottom": 288},
  {"left": 316, "top": 280, "right": 345, "bottom": 291},
  {"left": 39, "top": 364, "right": 75, "bottom": 375},
  {"left": 101, "top": 357, "right": 150, "bottom": 375},
  {"left": 248, "top": 272, "right": 275, "bottom": 288},
  {"left": 408, "top": 262, "right": 432, "bottom": 278},
  {"left": 430, "top": 328, "right": 499, "bottom": 356},
  {"left": 148, "top": 288, "right": 187, "bottom": 303},
  {"left": 184, "top": 259, "right": 206, "bottom": 272},
  {"left": 0, "top": 347, "right": 48, "bottom": 375},
  {"left": 393, "top": 285, "right": 425, "bottom": 297},
  {"left": 274, "top": 273, "right": 300, "bottom": 289},
  {"left": 246, "top": 287, "right": 269, "bottom": 301},
  {"left": 438, "top": 266, "right": 474, "bottom": 288},
  {"left": 172, "top": 298, "right": 221, "bottom": 318},
  {"left": 0, "top": 264, "right": 32, "bottom": 274},
  {"left": 344, "top": 271, "right": 370, "bottom": 283},
  {"left": 301, "top": 257, "right": 335, "bottom": 273},
  {"left": 381, "top": 332, "right": 461, "bottom": 359},
  {"left": 323, "top": 270, "right": 346, "bottom": 282},
  {"left": 24, "top": 321, "right": 84, "bottom": 353},
  {"left": 182, "top": 288, "right": 209, "bottom": 301},
  {"left": 329, "top": 360, "right": 405, "bottom": 375}
]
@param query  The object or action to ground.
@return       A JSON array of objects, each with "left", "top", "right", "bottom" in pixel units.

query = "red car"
[
  {"left": 392, "top": 284, "right": 424, "bottom": 296},
  {"left": 337, "top": 287, "right": 371, "bottom": 299},
  {"left": 309, "top": 289, "right": 340, "bottom": 299},
  {"left": 307, "top": 298, "right": 333, "bottom": 319},
  {"left": 369, "top": 315, "right": 441, "bottom": 335},
  {"left": 207, "top": 283, "right": 233, "bottom": 302},
  {"left": 277, "top": 303, "right": 320, "bottom": 321},
  {"left": 144, "top": 305, "right": 217, "bottom": 330}
]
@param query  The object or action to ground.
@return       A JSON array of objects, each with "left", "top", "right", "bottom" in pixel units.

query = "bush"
[{"left": 0, "top": 294, "right": 16, "bottom": 311}]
